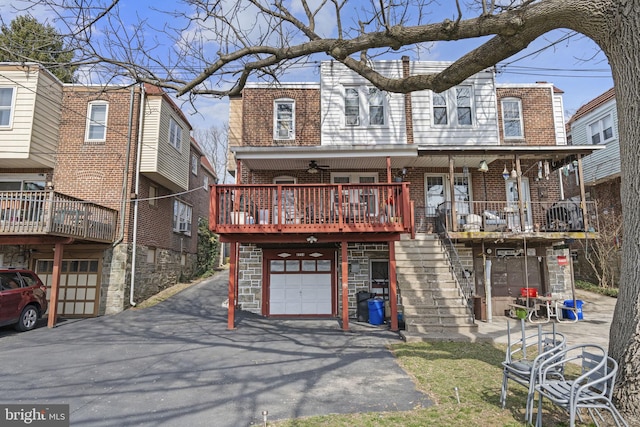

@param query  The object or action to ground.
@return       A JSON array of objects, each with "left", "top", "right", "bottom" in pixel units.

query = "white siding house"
[
  {"left": 411, "top": 62, "right": 499, "bottom": 145},
  {"left": 320, "top": 60, "right": 407, "bottom": 145},
  {"left": 0, "top": 63, "right": 62, "bottom": 168},
  {"left": 567, "top": 89, "right": 619, "bottom": 185},
  {"left": 140, "top": 87, "right": 192, "bottom": 191}
]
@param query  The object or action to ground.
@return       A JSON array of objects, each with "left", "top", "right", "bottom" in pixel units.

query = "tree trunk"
[{"left": 586, "top": 1, "right": 640, "bottom": 422}]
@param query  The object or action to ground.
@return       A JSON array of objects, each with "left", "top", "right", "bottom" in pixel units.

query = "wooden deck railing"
[
  {"left": 435, "top": 200, "right": 599, "bottom": 234},
  {"left": 210, "top": 183, "right": 411, "bottom": 234},
  {"left": 0, "top": 190, "right": 118, "bottom": 242}
]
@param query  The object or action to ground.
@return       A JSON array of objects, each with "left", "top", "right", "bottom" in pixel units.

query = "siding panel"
[
  {"left": 569, "top": 99, "right": 619, "bottom": 184},
  {"left": 411, "top": 62, "right": 499, "bottom": 145},
  {"left": 0, "top": 65, "right": 61, "bottom": 167},
  {"left": 320, "top": 61, "right": 406, "bottom": 145}
]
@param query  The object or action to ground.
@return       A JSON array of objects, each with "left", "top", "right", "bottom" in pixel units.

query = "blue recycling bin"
[
  {"left": 368, "top": 298, "right": 385, "bottom": 325},
  {"left": 563, "top": 299, "right": 584, "bottom": 320}
]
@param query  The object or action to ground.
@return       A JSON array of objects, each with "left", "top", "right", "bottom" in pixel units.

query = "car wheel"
[{"left": 15, "top": 305, "right": 39, "bottom": 332}]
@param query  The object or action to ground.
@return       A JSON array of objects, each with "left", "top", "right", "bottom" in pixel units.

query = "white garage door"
[{"left": 269, "top": 257, "right": 332, "bottom": 315}]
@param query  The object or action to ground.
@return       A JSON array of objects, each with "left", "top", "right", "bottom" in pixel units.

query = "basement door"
[{"left": 266, "top": 249, "right": 334, "bottom": 316}]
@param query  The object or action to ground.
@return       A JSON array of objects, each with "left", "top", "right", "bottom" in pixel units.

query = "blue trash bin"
[
  {"left": 368, "top": 298, "right": 385, "bottom": 325},
  {"left": 563, "top": 299, "right": 584, "bottom": 320}
]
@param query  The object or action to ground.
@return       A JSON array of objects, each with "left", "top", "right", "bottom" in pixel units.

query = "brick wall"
[
  {"left": 497, "top": 86, "right": 557, "bottom": 145},
  {"left": 56, "top": 87, "right": 140, "bottom": 216},
  {"left": 241, "top": 88, "right": 321, "bottom": 146}
]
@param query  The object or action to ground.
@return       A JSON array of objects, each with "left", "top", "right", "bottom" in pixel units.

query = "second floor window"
[
  {"left": 274, "top": 99, "right": 295, "bottom": 139},
  {"left": 589, "top": 114, "right": 614, "bottom": 144},
  {"left": 433, "top": 92, "right": 448, "bottom": 125},
  {"left": 191, "top": 153, "right": 199, "bottom": 175},
  {"left": 345, "top": 88, "right": 360, "bottom": 126},
  {"left": 169, "top": 118, "right": 182, "bottom": 151},
  {"left": 0, "top": 87, "right": 16, "bottom": 127},
  {"left": 432, "top": 85, "right": 474, "bottom": 127},
  {"left": 344, "top": 86, "right": 386, "bottom": 127},
  {"left": 173, "top": 200, "right": 192, "bottom": 235},
  {"left": 149, "top": 184, "right": 158, "bottom": 207},
  {"left": 502, "top": 98, "right": 524, "bottom": 138},
  {"left": 86, "top": 101, "right": 108, "bottom": 142}
]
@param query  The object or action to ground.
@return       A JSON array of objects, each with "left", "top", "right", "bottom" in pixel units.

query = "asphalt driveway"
[{"left": 0, "top": 270, "right": 431, "bottom": 426}]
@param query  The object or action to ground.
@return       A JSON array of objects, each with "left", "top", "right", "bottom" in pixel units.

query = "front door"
[{"left": 506, "top": 178, "right": 533, "bottom": 231}]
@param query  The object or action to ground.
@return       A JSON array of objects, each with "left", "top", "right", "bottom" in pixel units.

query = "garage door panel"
[
  {"left": 270, "top": 302, "right": 286, "bottom": 314},
  {"left": 269, "top": 273, "right": 332, "bottom": 316},
  {"left": 36, "top": 258, "right": 100, "bottom": 318}
]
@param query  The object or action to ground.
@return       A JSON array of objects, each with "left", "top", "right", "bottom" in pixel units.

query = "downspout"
[
  {"left": 113, "top": 86, "right": 137, "bottom": 247},
  {"left": 130, "top": 83, "right": 146, "bottom": 307}
]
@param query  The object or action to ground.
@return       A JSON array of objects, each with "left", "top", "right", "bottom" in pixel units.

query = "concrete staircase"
[{"left": 396, "top": 233, "right": 479, "bottom": 342}]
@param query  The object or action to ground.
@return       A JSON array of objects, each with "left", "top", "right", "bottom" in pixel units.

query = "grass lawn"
[{"left": 273, "top": 342, "right": 580, "bottom": 427}]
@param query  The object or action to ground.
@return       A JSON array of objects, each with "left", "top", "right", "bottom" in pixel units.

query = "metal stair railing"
[{"left": 437, "top": 230, "right": 475, "bottom": 323}]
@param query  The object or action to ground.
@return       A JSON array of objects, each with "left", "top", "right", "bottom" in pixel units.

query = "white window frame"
[
  {"left": 274, "top": 99, "right": 295, "bottom": 140},
  {"left": 589, "top": 114, "right": 615, "bottom": 145},
  {"left": 432, "top": 85, "right": 475, "bottom": 127},
  {"left": 501, "top": 97, "right": 524, "bottom": 139},
  {"left": 0, "top": 86, "right": 16, "bottom": 129},
  {"left": 424, "top": 173, "right": 472, "bottom": 217},
  {"left": 203, "top": 175, "right": 209, "bottom": 191},
  {"left": 343, "top": 86, "right": 387, "bottom": 128},
  {"left": 368, "top": 87, "right": 385, "bottom": 126},
  {"left": 169, "top": 117, "right": 182, "bottom": 151},
  {"left": 173, "top": 199, "right": 192, "bottom": 235},
  {"left": 191, "top": 153, "right": 199, "bottom": 175},
  {"left": 344, "top": 87, "right": 360, "bottom": 126},
  {"left": 330, "top": 172, "right": 379, "bottom": 216},
  {"left": 85, "top": 101, "right": 108, "bottom": 142}
]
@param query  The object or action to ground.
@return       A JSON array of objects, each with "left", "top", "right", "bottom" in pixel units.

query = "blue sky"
[{"left": 0, "top": 1, "right": 613, "bottom": 130}]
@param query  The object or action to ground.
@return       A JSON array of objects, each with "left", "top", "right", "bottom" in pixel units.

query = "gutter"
[
  {"left": 113, "top": 86, "right": 136, "bottom": 247},
  {"left": 130, "top": 83, "right": 146, "bottom": 307}
]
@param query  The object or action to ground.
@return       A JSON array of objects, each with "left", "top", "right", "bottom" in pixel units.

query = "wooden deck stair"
[{"left": 396, "top": 234, "right": 479, "bottom": 342}]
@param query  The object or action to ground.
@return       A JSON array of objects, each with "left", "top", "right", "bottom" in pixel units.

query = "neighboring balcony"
[
  {"left": 434, "top": 200, "right": 599, "bottom": 239},
  {"left": 210, "top": 183, "right": 412, "bottom": 237},
  {"left": 0, "top": 191, "right": 118, "bottom": 243}
]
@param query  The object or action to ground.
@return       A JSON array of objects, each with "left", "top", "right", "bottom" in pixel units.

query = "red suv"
[{"left": 0, "top": 268, "right": 48, "bottom": 332}]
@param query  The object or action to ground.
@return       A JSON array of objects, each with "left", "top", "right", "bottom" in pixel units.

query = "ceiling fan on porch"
[{"left": 307, "top": 160, "right": 329, "bottom": 174}]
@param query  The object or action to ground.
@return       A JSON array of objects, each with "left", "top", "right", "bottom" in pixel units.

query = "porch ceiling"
[{"left": 231, "top": 144, "right": 604, "bottom": 172}]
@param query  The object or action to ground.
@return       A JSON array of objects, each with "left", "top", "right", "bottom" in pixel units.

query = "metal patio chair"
[
  {"left": 500, "top": 320, "right": 566, "bottom": 424},
  {"left": 534, "top": 344, "right": 628, "bottom": 427}
]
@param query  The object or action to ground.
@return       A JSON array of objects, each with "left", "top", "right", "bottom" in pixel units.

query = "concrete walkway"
[
  {"left": 474, "top": 289, "right": 617, "bottom": 349},
  {"left": 0, "top": 270, "right": 431, "bottom": 427}
]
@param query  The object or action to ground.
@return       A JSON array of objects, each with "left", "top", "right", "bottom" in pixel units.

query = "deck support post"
[
  {"left": 228, "top": 242, "right": 237, "bottom": 329},
  {"left": 389, "top": 240, "right": 399, "bottom": 331},
  {"left": 341, "top": 241, "right": 349, "bottom": 331},
  {"left": 47, "top": 242, "right": 64, "bottom": 328}
]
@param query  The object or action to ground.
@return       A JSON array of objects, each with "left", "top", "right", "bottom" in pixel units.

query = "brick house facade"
[
  {"left": 1, "top": 64, "right": 216, "bottom": 320},
  {"left": 213, "top": 59, "right": 599, "bottom": 333}
]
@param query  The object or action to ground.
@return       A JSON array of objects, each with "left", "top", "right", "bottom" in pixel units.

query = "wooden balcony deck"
[
  {"left": 435, "top": 200, "right": 599, "bottom": 240},
  {"left": 210, "top": 183, "right": 412, "bottom": 241},
  {"left": 0, "top": 191, "right": 118, "bottom": 243}
]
